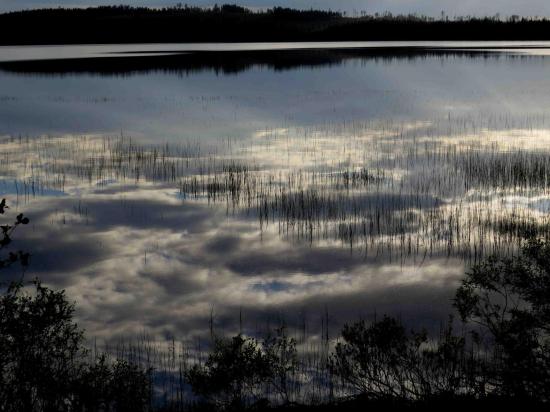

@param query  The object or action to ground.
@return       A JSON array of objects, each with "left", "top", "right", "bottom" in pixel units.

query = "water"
[
  {"left": 3, "top": 41, "right": 550, "bottom": 62},
  {"left": 2, "top": 42, "right": 550, "bottom": 342}
]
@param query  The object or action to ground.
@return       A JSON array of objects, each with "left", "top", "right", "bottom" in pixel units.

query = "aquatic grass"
[{"left": 3, "top": 115, "right": 550, "bottom": 263}]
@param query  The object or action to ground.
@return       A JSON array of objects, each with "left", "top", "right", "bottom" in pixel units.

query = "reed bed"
[{"left": 3, "top": 116, "right": 550, "bottom": 263}]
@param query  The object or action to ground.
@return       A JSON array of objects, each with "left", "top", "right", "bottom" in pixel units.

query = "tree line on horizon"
[{"left": 2, "top": 4, "right": 550, "bottom": 45}]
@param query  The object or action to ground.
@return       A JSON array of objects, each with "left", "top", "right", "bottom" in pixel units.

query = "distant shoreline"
[
  {"left": 0, "top": 46, "right": 537, "bottom": 76},
  {"left": 3, "top": 5, "right": 550, "bottom": 46}
]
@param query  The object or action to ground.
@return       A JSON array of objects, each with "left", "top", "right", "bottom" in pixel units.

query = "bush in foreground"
[{"left": 1, "top": 197, "right": 549, "bottom": 410}]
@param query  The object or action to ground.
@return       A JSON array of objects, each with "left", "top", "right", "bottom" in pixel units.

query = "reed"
[{"left": 2, "top": 115, "right": 550, "bottom": 264}]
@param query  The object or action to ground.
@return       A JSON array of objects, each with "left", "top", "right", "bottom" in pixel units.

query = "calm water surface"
[{"left": 2, "top": 42, "right": 550, "bottom": 342}]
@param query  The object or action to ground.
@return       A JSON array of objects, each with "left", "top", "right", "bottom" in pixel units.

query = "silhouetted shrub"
[
  {"left": 74, "top": 355, "right": 152, "bottom": 412},
  {"left": 330, "top": 238, "right": 550, "bottom": 405},
  {"left": 185, "top": 328, "right": 298, "bottom": 410},
  {"left": 455, "top": 237, "right": 550, "bottom": 401},
  {"left": 0, "top": 279, "right": 85, "bottom": 411},
  {"left": 262, "top": 327, "right": 299, "bottom": 405},
  {"left": 0, "top": 279, "right": 153, "bottom": 412},
  {"left": 330, "top": 316, "right": 480, "bottom": 401},
  {"left": 0, "top": 199, "right": 152, "bottom": 411},
  {"left": 0, "top": 198, "right": 30, "bottom": 274},
  {"left": 73, "top": 355, "right": 113, "bottom": 411}
]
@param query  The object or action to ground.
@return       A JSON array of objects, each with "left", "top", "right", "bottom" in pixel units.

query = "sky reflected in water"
[{"left": 2, "top": 45, "right": 550, "bottom": 344}]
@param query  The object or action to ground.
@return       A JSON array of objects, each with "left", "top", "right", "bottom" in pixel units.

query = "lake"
[{"left": 2, "top": 41, "right": 550, "bottom": 344}]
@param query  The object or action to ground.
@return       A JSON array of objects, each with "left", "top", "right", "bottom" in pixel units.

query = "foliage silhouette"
[
  {"left": 0, "top": 279, "right": 153, "bottom": 412},
  {"left": 185, "top": 328, "right": 298, "bottom": 409},
  {"left": 262, "top": 327, "right": 299, "bottom": 405},
  {"left": 0, "top": 198, "right": 30, "bottom": 273},
  {"left": 73, "top": 355, "right": 152, "bottom": 412},
  {"left": 328, "top": 237, "right": 550, "bottom": 407},
  {"left": 455, "top": 237, "right": 550, "bottom": 401},
  {"left": 0, "top": 200, "right": 152, "bottom": 412},
  {"left": 330, "top": 316, "right": 480, "bottom": 401},
  {"left": 0, "top": 279, "right": 85, "bottom": 411}
]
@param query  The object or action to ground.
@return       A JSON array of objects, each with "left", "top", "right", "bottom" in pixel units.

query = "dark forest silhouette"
[
  {"left": 1, "top": 197, "right": 549, "bottom": 410},
  {"left": 0, "top": 49, "right": 511, "bottom": 77},
  {"left": 3, "top": 5, "right": 550, "bottom": 45}
]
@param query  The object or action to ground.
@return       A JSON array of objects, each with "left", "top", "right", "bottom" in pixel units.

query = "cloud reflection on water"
[{"left": 3, "top": 49, "right": 550, "bottom": 345}]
